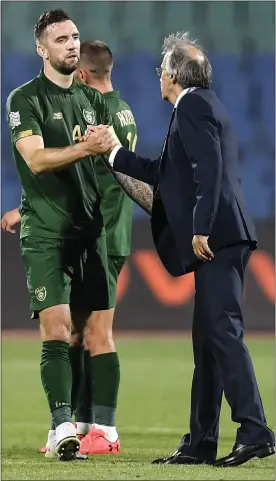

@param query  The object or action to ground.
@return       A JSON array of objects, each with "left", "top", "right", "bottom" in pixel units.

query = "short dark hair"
[
  {"left": 34, "top": 9, "right": 72, "bottom": 42},
  {"left": 80, "top": 40, "right": 113, "bottom": 78}
]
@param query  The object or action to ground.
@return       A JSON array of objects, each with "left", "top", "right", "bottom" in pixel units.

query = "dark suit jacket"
[{"left": 112, "top": 88, "right": 257, "bottom": 276}]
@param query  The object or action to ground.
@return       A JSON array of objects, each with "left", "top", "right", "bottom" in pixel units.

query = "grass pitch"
[{"left": 2, "top": 334, "right": 275, "bottom": 480}]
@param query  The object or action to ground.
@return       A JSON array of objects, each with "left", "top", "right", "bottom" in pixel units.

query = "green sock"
[
  {"left": 90, "top": 352, "right": 120, "bottom": 426},
  {"left": 40, "top": 340, "right": 72, "bottom": 429},
  {"left": 69, "top": 345, "right": 84, "bottom": 416},
  {"left": 75, "top": 350, "right": 93, "bottom": 423}
]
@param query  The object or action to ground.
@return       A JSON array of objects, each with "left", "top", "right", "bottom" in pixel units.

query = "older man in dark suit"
[{"left": 87, "top": 31, "right": 275, "bottom": 467}]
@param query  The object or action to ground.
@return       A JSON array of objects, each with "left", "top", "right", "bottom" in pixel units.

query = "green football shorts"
[
  {"left": 107, "top": 255, "right": 126, "bottom": 307},
  {"left": 20, "top": 235, "right": 112, "bottom": 318}
]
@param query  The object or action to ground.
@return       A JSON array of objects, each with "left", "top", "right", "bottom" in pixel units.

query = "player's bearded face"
[
  {"left": 44, "top": 21, "right": 80, "bottom": 75},
  {"left": 49, "top": 54, "right": 80, "bottom": 75}
]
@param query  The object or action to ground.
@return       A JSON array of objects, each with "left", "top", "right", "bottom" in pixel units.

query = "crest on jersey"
[
  {"left": 9, "top": 111, "right": 21, "bottom": 129},
  {"left": 83, "top": 109, "right": 96, "bottom": 125},
  {"left": 35, "top": 286, "right": 47, "bottom": 302}
]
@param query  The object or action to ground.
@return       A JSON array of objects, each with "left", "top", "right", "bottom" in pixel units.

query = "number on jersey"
[
  {"left": 72, "top": 125, "right": 82, "bottom": 142},
  {"left": 127, "top": 132, "right": 138, "bottom": 152}
]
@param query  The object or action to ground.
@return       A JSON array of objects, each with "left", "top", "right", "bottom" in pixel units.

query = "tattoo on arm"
[
  {"left": 100, "top": 155, "right": 153, "bottom": 214},
  {"left": 113, "top": 172, "right": 153, "bottom": 215}
]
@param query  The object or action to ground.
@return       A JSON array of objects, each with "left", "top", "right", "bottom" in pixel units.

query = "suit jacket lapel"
[{"left": 158, "top": 88, "right": 197, "bottom": 164}]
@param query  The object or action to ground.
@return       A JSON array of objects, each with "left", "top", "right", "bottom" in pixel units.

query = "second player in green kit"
[
  {"left": 97, "top": 89, "right": 138, "bottom": 306},
  {"left": 72, "top": 40, "right": 153, "bottom": 456}
]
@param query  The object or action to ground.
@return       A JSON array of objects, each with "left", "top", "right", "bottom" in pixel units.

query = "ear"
[
  {"left": 37, "top": 44, "right": 49, "bottom": 60},
  {"left": 171, "top": 74, "right": 177, "bottom": 85},
  {"left": 78, "top": 69, "right": 87, "bottom": 84}
]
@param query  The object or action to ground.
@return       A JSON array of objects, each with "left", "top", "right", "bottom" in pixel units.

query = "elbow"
[
  {"left": 29, "top": 164, "right": 40, "bottom": 175},
  {"left": 28, "top": 161, "right": 44, "bottom": 175}
]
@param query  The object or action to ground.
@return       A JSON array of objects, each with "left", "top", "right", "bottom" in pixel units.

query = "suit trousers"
[{"left": 178, "top": 244, "right": 274, "bottom": 461}]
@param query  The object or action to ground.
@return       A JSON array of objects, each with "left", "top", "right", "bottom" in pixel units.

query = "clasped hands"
[{"left": 80, "top": 124, "right": 120, "bottom": 156}]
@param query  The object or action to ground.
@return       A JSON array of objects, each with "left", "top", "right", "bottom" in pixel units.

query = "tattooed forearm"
[
  {"left": 100, "top": 154, "right": 153, "bottom": 214},
  {"left": 112, "top": 172, "right": 153, "bottom": 215}
]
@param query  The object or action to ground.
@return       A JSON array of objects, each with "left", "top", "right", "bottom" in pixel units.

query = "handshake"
[{"left": 80, "top": 124, "right": 121, "bottom": 156}]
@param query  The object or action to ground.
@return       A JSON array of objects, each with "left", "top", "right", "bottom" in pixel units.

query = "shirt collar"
[
  {"left": 103, "top": 90, "right": 120, "bottom": 99},
  {"left": 38, "top": 69, "right": 76, "bottom": 94},
  {"left": 174, "top": 87, "right": 197, "bottom": 109}
]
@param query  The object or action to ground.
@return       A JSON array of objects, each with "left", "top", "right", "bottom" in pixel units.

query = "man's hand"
[
  {"left": 192, "top": 235, "right": 214, "bottom": 262},
  {"left": 82, "top": 125, "right": 121, "bottom": 154},
  {"left": 1, "top": 208, "right": 21, "bottom": 234},
  {"left": 80, "top": 125, "right": 116, "bottom": 155}
]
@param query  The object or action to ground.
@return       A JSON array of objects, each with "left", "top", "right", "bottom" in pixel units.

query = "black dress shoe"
[
  {"left": 152, "top": 450, "right": 214, "bottom": 465},
  {"left": 214, "top": 443, "right": 275, "bottom": 467}
]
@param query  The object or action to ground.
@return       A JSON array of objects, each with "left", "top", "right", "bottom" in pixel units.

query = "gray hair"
[{"left": 162, "top": 31, "right": 212, "bottom": 89}]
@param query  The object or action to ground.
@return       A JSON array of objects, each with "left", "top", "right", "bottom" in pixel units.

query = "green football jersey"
[
  {"left": 95, "top": 91, "right": 138, "bottom": 256},
  {"left": 6, "top": 69, "right": 112, "bottom": 240}
]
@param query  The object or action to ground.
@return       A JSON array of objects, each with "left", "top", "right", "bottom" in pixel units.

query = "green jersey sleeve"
[{"left": 6, "top": 90, "right": 42, "bottom": 145}]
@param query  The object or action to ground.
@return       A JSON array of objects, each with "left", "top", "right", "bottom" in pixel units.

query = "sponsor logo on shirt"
[
  {"left": 18, "top": 130, "right": 33, "bottom": 138},
  {"left": 53, "top": 112, "right": 63, "bottom": 120},
  {"left": 9, "top": 111, "right": 21, "bottom": 129},
  {"left": 83, "top": 109, "right": 96, "bottom": 125}
]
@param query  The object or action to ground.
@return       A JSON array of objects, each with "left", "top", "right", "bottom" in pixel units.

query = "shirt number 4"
[{"left": 72, "top": 125, "right": 82, "bottom": 143}]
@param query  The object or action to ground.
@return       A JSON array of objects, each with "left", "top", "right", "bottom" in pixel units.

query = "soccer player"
[
  {"left": 5, "top": 9, "right": 117, "bottom": 461},
  {"left": 3, "top": 31, "right": 153, "bottom": 457},
  {"left": 73, "top": 40, "right": 152, "bottom": 455}
]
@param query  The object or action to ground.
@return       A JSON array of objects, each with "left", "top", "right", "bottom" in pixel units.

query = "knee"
[
  {"left": 86, "top": 326, "right": 114, "bottom": 354},
  {"left": 39, "top": 306, "right": 71, "bottom": 342},
  {"left": 85, "top": 310, "right": 115, "bottom": 355}
]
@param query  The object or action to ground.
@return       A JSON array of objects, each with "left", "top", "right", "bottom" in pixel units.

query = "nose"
[{"left": 67, "top": 38, "right": 77, "bottom": 50}]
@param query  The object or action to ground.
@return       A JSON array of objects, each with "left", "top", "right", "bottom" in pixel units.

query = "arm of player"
[
  {"left": 1, "top": 208, "right": 21, "bottom": 234},
  {"left": 100, "top": 158, "right": 153, "bottom": 215},
  {"left": 177, "top": 95, "right": 222, "bottom": 235},
  {"left": 15, "top": 135, "right": 99, "bottom": 174},
  {"left": 111, "top": 173, "right": 153, "bottom": 215},
  {"left": 6, "top": 90, "right": 113, "bottom": 174}
]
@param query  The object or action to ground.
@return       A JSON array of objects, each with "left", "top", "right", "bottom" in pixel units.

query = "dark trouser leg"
[
  {"left": 179, "top": 296, "right": 223, "bottom": 461},
  {"left": 195, "top": 245, "right": 274, "bottom": 446}
]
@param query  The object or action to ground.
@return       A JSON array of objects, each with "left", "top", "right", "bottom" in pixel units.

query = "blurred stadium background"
[{"left": 1, "top": 1, "right": 275, "bottom": 332}]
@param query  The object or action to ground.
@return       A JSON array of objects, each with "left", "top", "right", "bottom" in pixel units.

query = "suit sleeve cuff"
[{"left": 109, "top": 145, "right": 122, "bottom": 167}]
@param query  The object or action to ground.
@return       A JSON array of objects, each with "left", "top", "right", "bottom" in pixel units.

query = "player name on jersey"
[{"left": 116, "top": 109, "right": 136, "bottom": 127}]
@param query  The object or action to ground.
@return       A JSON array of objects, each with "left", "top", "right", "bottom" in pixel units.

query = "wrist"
[{"left": 75, "top": 141, "right": 91, "bottom": 158}]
